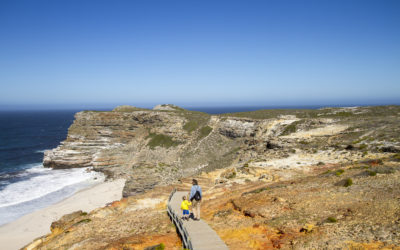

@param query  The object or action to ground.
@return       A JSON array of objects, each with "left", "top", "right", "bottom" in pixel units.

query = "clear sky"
[{"left": 0, "top": 0, "right": 399, "bottom": 109}]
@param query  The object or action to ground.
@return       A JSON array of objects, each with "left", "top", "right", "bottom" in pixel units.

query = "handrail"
[
  {"left": 168, "top": 188, "right": 176, "bottom": 202},
  {"left": 167, "top": 188, "right": 193, "bottom": 250}
]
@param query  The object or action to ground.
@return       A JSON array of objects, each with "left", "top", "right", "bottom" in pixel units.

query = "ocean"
[{"left": 0, "top": 111, "right": 104, "bottom": 226}]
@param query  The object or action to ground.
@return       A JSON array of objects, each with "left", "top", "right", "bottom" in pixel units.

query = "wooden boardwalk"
[{"left": 168, "top": 190, "right": 229, "bottom": 250}]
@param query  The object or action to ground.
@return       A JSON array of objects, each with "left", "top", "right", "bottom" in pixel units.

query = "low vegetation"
[
  {"left": 183, "top": 120, "right": 198, "bottom": 133},
  {"left": 359, "top": 144, "right": 367, "bottom": 150},
  {"left": 147, "top": 243, "right": 165, "bottom": 250},
  {"left": 344, "top": 178, "right": 353, "bottom": 187},
  {"left": 327, "top": 217, "right": 337, "bottom": 223},
  {"left": 226, "top": 171, "right": 236, "bottom": 179},
  {"left": 112, "top": 105, "right": 149, "bottom": 112},
  {"left": 178, "top": 110, "right": 210, "bottom": 127},
  {"left": 147, "top": 133, "right": 181, "bottom": 149},
  {"left": 331, "top": 111, "right": 353, "bottom": 117},
  {"left": 281, "top": 120, "right": 304, "bottom": 136},
  {"left": 199, "top": 126, "right": 212, "bottom": 139},
  {"left": 335, "top": 169, "right": 345, "bottom": 176},
  {"left": 246, "top": 187, "right": 269, "bottom": 194},
  {"left": 75, "top": 218, "right": 91, "bottom": 225}
]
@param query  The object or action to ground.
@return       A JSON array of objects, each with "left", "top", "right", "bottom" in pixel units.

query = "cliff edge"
[
  {"left": 44, "top": 105, "right": 400, "bottom": 197},
  {"left": 26, "top": 105, "right": 400, "bottom": 249}
]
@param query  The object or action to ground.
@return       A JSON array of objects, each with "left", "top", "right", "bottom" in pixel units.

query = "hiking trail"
[{"left": 168, "top": 190, "right": 229, "bottom": 250}]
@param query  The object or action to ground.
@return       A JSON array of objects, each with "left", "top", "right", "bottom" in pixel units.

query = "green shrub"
[
  {"left": 322, "top": 170, "right": 331, "bottom": 175},
  {"left": 392, "top": 153, "right": 400, "bottom": 161},
  {"left": 76, "top": 219, "right": 91, "bottom": 225},
  {"left": 333, "top": 111, "right": 353, "bottom": 117},
  {"left": 183, "top": 120, "right": 198, "bottom": 133},
  {"left": 327, "top": 217, "right": 337, "bottom": 223},
  {"left": 374, "top": 166, "right": 396, "bottom": 174},
  {"left": 359, "top": 144, "right": 367, "bottom": 150},
  {"left": 248, "top": 187, "right": 268, "bottom": 194},
  {"left": 199, "top": 126, "right": 212, "bottom": 139},
  {"left": 178, "top": 110, "right": 210, "bottom": 132},
  {"left": 317, "top": 162, "right": 325, "bottom": 166},
  {"left": 80, "top": 212, "right": 88, "bottom": 216},
  {"left": 147, "top": 133, "right": 181, "bottom": 149},
  {"left": 281, "top": 119, "right": 305, "bottom": 136},
  {"left": 227, "top": 171, "right": 236, "bottom": 179},
  {"left": 281, "top": 123, "right": 297, "bottom": 135},
  {"left": 344, "top": 178, "right": 353, "bottom": 187},
  {"left": 335, "top": 169, "right": 345, "bottom": 176},
  {"left": 155, "top": 243, "right": 165, "bottom": 250},
  {"left": 367, "top": 170, "right": 377, "bottom": 176}
]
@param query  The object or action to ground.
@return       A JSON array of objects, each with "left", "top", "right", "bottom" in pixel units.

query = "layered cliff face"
[
  {"left": 44, "top": 105, "right": 400, "bottom": 196},
  {"left": 43, "top": 105, "right": 244, "bottom": 196},
  {"left": 29, "top": 105, "right": 400, "bottom": 249}
]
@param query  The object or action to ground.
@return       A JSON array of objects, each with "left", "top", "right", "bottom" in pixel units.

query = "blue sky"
[{"left": 0, "top": 0, "right": 399, "bottom": 109}]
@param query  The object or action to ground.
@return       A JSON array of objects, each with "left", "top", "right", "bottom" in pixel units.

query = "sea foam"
[
  {"left": 35, "top": 149, "right": 49, "bottom": 154},
  {"left": 0, "top": 164, "right": 104, "bottom": 225}
]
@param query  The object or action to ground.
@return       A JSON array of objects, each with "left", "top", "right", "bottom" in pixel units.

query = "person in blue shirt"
[{"left": 189, "top": 179, "right": 202, "bottom": 221}]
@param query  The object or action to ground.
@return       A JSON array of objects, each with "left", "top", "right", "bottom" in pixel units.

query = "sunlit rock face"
[
  {"left": 44, "top": 105, "right": 400, "bottom": 196},
  {"left": 27, "top": 105, "right": 400, "bottom": 249}
]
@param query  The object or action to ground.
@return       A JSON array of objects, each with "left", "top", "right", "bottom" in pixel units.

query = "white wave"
[
  {"left": 35, "top": 149, "right": 49, "bottom": 153},
  {"left": 0, "top": 165, "right": 104, "bottom": 208},
  {"left": 0, "top": 180, "right": 10, "bottom": 186}
]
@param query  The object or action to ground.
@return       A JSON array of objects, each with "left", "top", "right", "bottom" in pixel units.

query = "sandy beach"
[{"left": 0, "top": 179, "right": 125, "bottom": 250}]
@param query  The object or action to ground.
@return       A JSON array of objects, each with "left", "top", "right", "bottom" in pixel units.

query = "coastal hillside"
[
  {"left": 26, "top": 156, "right": 400, "bottom": 249},
  {"left": 44, "top": 105, "right": 400, "bottom": 196},
  {"left": 30, "top": 105, "right": 400, "bottom": 249}
]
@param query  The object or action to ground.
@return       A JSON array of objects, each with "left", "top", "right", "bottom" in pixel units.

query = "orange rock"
[{"left": 110, "top": 198, "right": 128, "bottom": 209}]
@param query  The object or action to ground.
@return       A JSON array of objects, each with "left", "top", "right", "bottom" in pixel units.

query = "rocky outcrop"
[
  {"left": 27, "top": 156, "right": 400, "bottom": 249},
  {"left": 23, "top": 187, "right": 182, "bottom": 250},
  {"left": 44, "top": 110, "right": 184, "bottom": 170},
  {"left": 43, "top": 105, "right": 400, "bottom": 196},
  {"left": 28, "top": 105, "right": 400, "bottom": 249},
  {"left": 218, "top": 118, "right": 256, "bottom": 138},
  {"left": 44, "top": 106, "right": 246, "bottom": 195},
  {"left": 153, "top": 104, "right": 183, "bottom": 111}
]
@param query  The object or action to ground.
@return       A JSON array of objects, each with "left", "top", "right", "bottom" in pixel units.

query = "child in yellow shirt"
[{"left": 181, "top": 196, "right": 191, "bottom": 220}]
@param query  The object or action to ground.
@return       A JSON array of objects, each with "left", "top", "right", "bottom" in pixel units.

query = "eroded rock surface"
[
  {"left": 43, "top": 105, "right": 400, "bottom": 197},
  {"left": 25, "top": 155, "right": 400, "bottom": 249},
  {"left": 200, "top": 158, "right": 400, "bottom": 249}
]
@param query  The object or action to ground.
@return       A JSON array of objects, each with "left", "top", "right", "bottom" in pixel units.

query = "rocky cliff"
[
  {"left": 28, "top": 105, "right": 400, "bottom": 249},
  {"left": 44, "top": 105, "right": 400, "bottom": 197}
]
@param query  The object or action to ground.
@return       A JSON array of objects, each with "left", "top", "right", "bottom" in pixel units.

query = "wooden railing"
[{"left": 167, "top": 189, "right": 193, "bottom": 250}]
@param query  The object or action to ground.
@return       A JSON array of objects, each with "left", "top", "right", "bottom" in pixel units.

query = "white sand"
[{"left": 0, "top": 179, "right": 125, "bottom": 250}]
